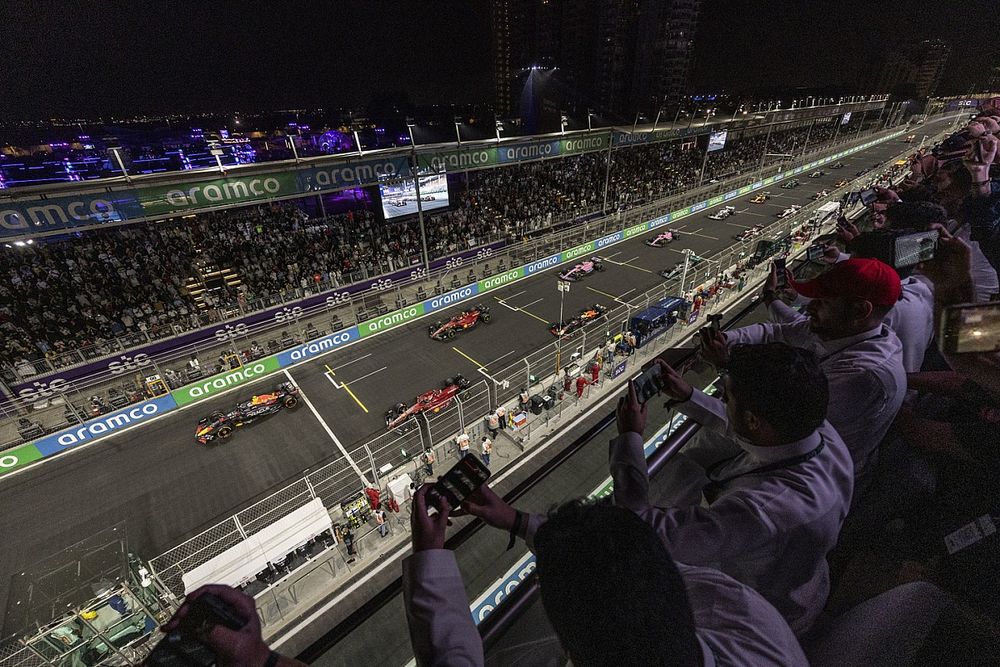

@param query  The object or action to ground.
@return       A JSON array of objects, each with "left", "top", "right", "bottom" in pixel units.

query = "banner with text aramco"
[{"left": 0, "top": 129, "right": 905, "bottom": 477}]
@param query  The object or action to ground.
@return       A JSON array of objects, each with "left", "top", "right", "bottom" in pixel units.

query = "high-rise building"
[
  {"left": 492, "top": 0, "right": 701, "bottom": 123},
  {"left": 874, "top": 39, "right": 950, "bottom": 99}
]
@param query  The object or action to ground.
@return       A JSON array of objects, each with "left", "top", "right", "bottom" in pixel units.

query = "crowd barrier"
[{"left": 0, "top": 127, "right": 909, "bottom": 479}]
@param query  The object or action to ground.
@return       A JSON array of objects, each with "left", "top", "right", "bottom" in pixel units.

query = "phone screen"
[
  {"left": 806, "top": 244, "right": 826, "bottom": 261},
  {"left": 632, "top": 364, "right": 665, "bottom": 405},
  {"left": 939, "top": 302, "right": 1000, "bottom": 354},
  {"left": 893, "top": 229, "right": 938, "bottom": 267},
  {"left": 859, "top": 189, "right": 878, "bottom": 206},
  {"left": 432, "top": 454, "right": 491, "bottom": 508},
  {"left": 773, "top": 258, "right": 787, "bottom": 288}
]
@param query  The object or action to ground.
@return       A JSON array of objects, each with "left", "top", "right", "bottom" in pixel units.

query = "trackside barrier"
[
  {"left": 0, "top": 128, "right": 907, "bottom": 479},
  {"left": 145, "top": 155, "right": 900, "bottom": 640}
]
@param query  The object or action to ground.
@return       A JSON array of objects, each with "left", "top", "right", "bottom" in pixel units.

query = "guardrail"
[
  {"left": 0, "top": 125, "right": 912, "bottom": 477},
  {"left": 1, "top": 115, "right": 893, "bottom": 398}
]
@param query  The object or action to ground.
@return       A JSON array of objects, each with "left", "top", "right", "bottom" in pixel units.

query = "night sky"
[{"left": 1, "top": 0, "right": 994, "bottom": 119}]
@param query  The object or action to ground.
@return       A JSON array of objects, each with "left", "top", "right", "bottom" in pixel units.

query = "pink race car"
[
  {"left": 645, "top": 230, "right": 680, "bottom": 247},
  {"left": 558, "top": 256, "right": 605, "bottom": 282}
]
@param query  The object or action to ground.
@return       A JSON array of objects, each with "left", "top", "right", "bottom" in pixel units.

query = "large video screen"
[
  {"left": 380, "top": 174, "right": 450, "bottom": 219},
  {"left": 707, "top": 129, "right": 728, "bottom": 153}
]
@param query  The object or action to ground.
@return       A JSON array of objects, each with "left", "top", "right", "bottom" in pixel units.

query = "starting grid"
[{"left": 0, "top": 127, "right": 908, "bottom": 479}]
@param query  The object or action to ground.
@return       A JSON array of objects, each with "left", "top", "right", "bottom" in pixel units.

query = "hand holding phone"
[
  {"left": 152, "top": 587, "right": 267, "bottom": 667},
  {"left": 773, "top": 258, "right": 788, "bottom": 288},
  {"left": 430, "top": 455, "right": 491, "bottom": 510}
]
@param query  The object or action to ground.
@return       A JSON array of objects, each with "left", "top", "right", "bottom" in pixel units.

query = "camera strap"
[{"left": 703, "top": 442, "right": 826, "bottom": 504}]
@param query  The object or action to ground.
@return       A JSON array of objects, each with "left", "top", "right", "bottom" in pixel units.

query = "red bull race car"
[
  {"left": 645, "top": 230, "right": 680, "bottom": 247},
  {"left": 558, "top": 257, "right": 605, "bottom": 282},
  {"left": 385, "top": 375, "right": 472, "bottom": 431},
  {"left": 548, "top": 303, "right": 607, "bottom": 337},
  {"left": 195, "top": 382, "right": 300, "bottom": 444},
  {"left": 428, "top": 305, "right": 492, "bottom": 340}
]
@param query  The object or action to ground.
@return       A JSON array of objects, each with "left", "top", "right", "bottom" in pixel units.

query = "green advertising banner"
[
  {"left": 0, "top": 443, "right": 44, "bottom": 477},
  {"left": 172, "top": 356, "right": 282, "bottom": 406},
  {"left": 416, "top": 146, "right": 498, "bottom": 173},
  {"left": 707, "top": 195, "right": 725, "bottom": 206},
  {"left": 623, "top": 222, "right": 650, "bottom": 239},
  {"left": 477, "top": 266, "right": 526, "bottom": 293},
  {"left": 560, "top": 132, "right": 611, "bottom": 155},
  {"left": 562, "top": 241, "right": 596, "bottom": 261},
  {"left": 671, "top": 207, "right": 692, "bottom": 220},
  {"left": 358, "top": 303, "right": 428, "bottom": 337},
  {"left": 140, "top": 172, "right": 301, "bottom": 217}
]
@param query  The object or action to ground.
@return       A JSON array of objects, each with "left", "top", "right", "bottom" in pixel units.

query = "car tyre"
[
  {"left": 482, "top": 312, "right": 492, "bottom": 323},
  {"left": 283, "top": 396, "right": 298, "bottom": 409},
  {"left": 218, "top": 425, "right": 233, "bottom": 440}
]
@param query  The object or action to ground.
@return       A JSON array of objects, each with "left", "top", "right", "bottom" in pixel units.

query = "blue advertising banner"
[
  {"left": 276, "top": 327, "right": 361, "bottom": 366},
  {"left": 33, "top": 394, "right": 178, "bottom": 457},
  {"left": 423, "top": 284, "right": 480, "bottom": 314},
  {"left": 0, "top": 192, "right": 145, "bottom": 237}
]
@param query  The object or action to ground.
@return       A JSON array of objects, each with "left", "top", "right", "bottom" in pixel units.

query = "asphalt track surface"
[{"left": 0, "top": 123, "right": 945, "bottom": 629}]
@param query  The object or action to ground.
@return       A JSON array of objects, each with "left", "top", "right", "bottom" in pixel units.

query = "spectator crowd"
[
  {"left": 392, "top": 106, "right": 1000, "bottom": 665},
  {"left": 1, "top": 114, "right": 875, "bottom": 375}
]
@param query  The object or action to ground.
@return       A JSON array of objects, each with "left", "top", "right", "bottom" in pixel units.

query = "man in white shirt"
[
  {"left": 404, "top": 484, "right": 808, "bottom": 666},
  {"left": 704, "top": 258, "right": 905, "bottom": 493},
  {"left": 618, "top": 344, "right": 853, "bottom": 635}
]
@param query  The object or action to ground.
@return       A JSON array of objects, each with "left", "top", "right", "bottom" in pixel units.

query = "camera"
[{"left": 848, "top": 228, "right": 939, "bottom": 269}]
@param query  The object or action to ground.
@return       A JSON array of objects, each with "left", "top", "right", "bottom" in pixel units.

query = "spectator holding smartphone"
[{"left": 614, "top": 345, "right": 852, "bottom": 635}]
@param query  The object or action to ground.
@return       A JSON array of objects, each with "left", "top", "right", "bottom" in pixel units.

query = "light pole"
[
  {"left": 454, "top": 116, "right": 463, "bottom": 144},
  {"left": 495, "top": 119, "right": 504, "bottom": 142},
  {"left": 108, "top": 147, "right": 131, "bottom": 183},
  {"left": 560, "top": 114, "right": 568, "bottom": 134},
  {"left": 407, "top": 120, "right": 431, "bottom": 272},
  {"left": 587, "top": 109, "right": 594, "bottom": 132},
  {"left": 556, "top": 280, "right": 570, "bottom": 376},
  {"left": 652, "top": 108, "right": 663, "bottom": 132},
  {"left": 286, "top": 135, "right": 300, "bottom": 163}
]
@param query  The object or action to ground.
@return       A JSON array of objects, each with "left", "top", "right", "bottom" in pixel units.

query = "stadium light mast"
[
  {"left": 406, "top": 119, "right": 431, "bottom": 272},
  {"left": 454, "top": 116, "right": 463, "bottom": 144},
  {"left": 587, "top": 109, "right": 595, "bottom": 132}
]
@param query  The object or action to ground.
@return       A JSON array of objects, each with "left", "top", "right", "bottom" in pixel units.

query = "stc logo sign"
[
  {"left": 274, "top": 306, "right": 304, "bottom": 323},
  {"left": 16, "top": 378, "right": 72, "bottom": 402},
  {"left": 215, "top": 323, "right": 249, "bottom": 343},
  {"left": 107, "top": 353, "right": 153, "bottom": 375}
]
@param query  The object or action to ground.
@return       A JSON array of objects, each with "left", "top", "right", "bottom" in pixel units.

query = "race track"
[{"left": 0, "top": 123, "right": 944, "bottom": 627}]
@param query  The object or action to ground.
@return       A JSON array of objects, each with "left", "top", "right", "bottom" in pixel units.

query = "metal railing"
[{"left": 0, "top": 122, "right": 903, "bottom": 452}]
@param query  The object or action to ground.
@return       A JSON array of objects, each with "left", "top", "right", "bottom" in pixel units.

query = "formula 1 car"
[
  {"left": 549, "top": 304, "right": 607, "bottom": 337},
  {"left": 776, "top": 205, "right": 802, "bottom": 219},
  {"left": 855, "top": 168, "right": 869, "bottom": 178},
  {"left": 831, "top": 162, "right": 845, "bottom": 169},
  {"left": 749, "top": 193, "right": 770, "bottom": 204},
  {"left": 781, "top": 179, "right": 800, "bottom": 189},
  {"left": 660, "top": 254, "right": 705, "bottom": 280},
  {"left": 195, "top": 382, "right": 300, "bottom": 444},
  {"left": 428, "top": 305, "right": 491, "bottom": 340},
  {"left": 708, "top": 206, "right": 737, "bottom": 219},
  {"left": 558, "top": 256, "right": 605, "bottom": 282},
  {"left": 734, "top": 224, "right": 765, "bottom": 242},
  {"left": 835, "top": 179, "right": 850, "bottom": 188},
  {"left": 645, "top": 229, "right": 680, "bottom": 247},
  {"left": 808, "top": 170, "right": 825, "bottom": 178},
  {"left": 812, "top": 190, "right": 830, "bottom": 200},
  {"left": 385, "top": 375, "right": 472, "bottom": 431}
]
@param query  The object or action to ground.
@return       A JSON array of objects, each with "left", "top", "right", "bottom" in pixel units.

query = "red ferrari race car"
[
  {"left": 558, "top": 256, "right": 605, "bottom": 281},
  {"left": 385, "top": 375, "right": 472, "bottom": 431},
  {"left": 734, "top": 224, "right": 765, "bottom": 241},
  {"left": 195, "top": 381, "right": 300, "bottom": 444},
  {"left": 428, "top": 305, "right": 492, "bottom": 340},
  {"left": 549, "top": 303, "right": 607, "bottom": 337},
  {"left": 645, "top": 230, "right": 680, "bottom": 247}
]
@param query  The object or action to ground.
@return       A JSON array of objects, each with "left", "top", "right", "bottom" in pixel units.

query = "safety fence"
[{"left": 0, "top": 122, "right": 915, "bottom": 470}]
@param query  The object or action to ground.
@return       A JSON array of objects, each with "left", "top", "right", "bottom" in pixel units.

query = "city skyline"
[{"left": 1, "top": 0, "right": 996, "bottom": 120}]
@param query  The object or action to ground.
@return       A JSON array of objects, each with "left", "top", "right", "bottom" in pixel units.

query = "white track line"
[
  {"left": 343, "top": 366, "right": 388, "bottom": 386},
  {"left": 329, "top": 353, "right": 372, "bottom": 372},
  {"left": 285, "top": 369, "right": 370, "bottom": 484}
]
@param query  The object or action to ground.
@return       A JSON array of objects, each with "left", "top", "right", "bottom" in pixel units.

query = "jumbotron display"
[{"left": 380, "top": 174, "right": 450, "bottom": 219}]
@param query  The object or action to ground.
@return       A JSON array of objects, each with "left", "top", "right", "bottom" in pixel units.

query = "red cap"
[{"left": 790, "top": 258, "right": 901, "bottom": 306}]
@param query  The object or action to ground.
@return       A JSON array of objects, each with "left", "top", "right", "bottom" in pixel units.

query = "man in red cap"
[{"left": 700, "top": 258, "right": 906, "bottom": 496}]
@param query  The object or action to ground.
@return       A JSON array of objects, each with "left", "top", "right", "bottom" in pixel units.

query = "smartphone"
[
  {"left": 836, "top": 214, "right": 851, "bottom": 229},
  {"left": 806, "top": 244, "right": 826, "bottom": 262},
  {"left": 893, "top": 229, "right": 939, "bottom": 267},
  {"left": 858, "top": 188, "right": 878, "bottom": 206},
  {"left": 939, "top": 301, "right": 1000, "bottom": 354},
  {"left": 707, "top": 313, "right": 723, "bottom": 334},
  {"left": 147, "top": 593, "right": 248, "bottom": 667},
  {"left": 632, "top": 363, "right": 665, "bottom": 405},
  {"left": 431, "top": 454, "right": 491, "bottom": 508},
  {"left": 773, "top": 257, "right": 787, "bottom": 288}
]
